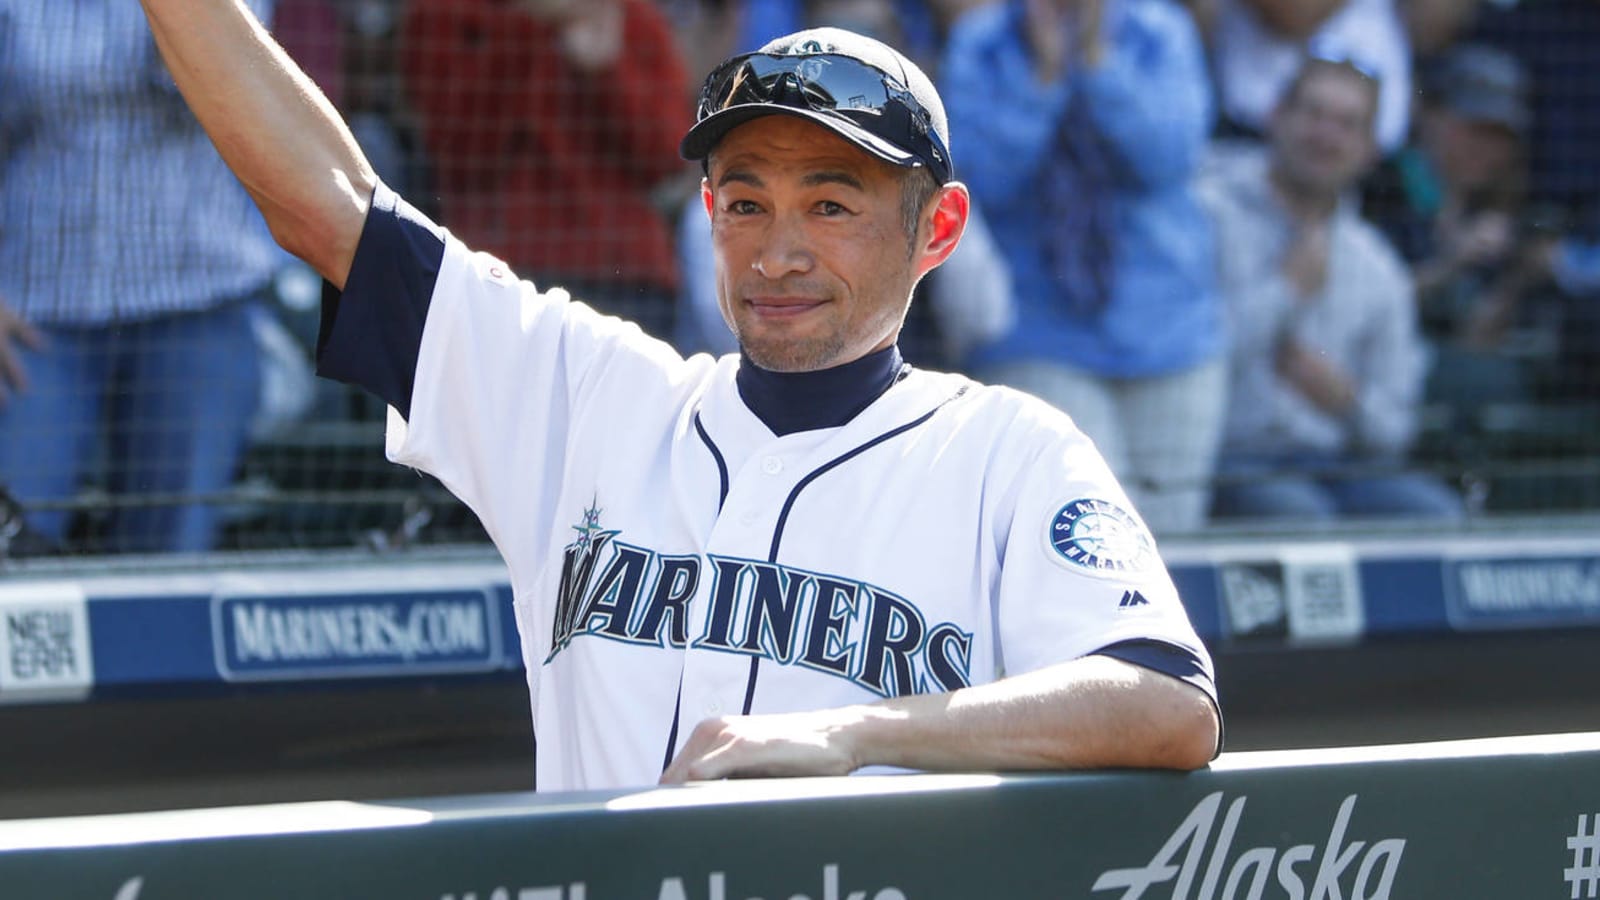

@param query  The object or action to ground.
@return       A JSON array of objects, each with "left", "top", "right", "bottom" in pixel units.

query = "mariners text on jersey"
[{"left": 548, "top": 514, "right": 976, "bottom": 699}]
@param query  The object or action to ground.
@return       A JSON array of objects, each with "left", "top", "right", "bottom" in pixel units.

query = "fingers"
[
  {"left": 1023, "top": 0, "right": 1069, "bottom": 81},
  {"left": 660, "top": 713, "right": 859, "bottom": 785},
  {"left": 0, "top": 346, "right": 20, "bottom": 404},
  {"left": 10, "top": 317, "right": 44, "bottom": 351},
  {"left": 661, "top": 717, "right": 739, "bottom": 784},
  {"left": 0, "top": 306, "right": 44, "bottom": 406}
]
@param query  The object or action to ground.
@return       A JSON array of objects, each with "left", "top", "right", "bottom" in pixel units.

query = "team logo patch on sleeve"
[{"left": 1048, "top": 498, "right": 1156, "bottom": 575}]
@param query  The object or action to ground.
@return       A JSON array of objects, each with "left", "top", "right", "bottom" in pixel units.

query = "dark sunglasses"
[{"left": 696, "top": 51, "right": 952, "bottom": 183}]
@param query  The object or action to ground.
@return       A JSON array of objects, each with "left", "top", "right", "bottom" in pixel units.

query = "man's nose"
[{"left": 751, "top": 214, "right": 814, "bottom": 280}]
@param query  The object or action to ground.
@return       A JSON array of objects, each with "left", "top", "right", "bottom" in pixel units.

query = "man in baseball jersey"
[{"left": 139, "top": 1, "right": 1221, "bottom": 791}]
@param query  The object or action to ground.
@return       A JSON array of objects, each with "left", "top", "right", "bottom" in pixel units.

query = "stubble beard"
[{"left": 738, "top": 327, "right": 851, "bottom": 373}]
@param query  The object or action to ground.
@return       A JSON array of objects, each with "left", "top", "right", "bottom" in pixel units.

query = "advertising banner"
[{"left": 2, "top": 735, "right": 1597, "bottom": 900}]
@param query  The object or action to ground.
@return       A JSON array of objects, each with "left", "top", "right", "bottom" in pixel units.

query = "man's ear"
[
  {"left": 701, "top": 178, "right": 714, "bottom": 220},
  {"left": 916, "top": 183, "right": 971, "bottom": 278}
]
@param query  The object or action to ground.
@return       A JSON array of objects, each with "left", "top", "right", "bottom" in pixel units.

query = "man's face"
[
  {"left": 704, "top": 116, "right": 922, "bottom": 372},
  {"left": 1429, "top": 113, "right": 1522, "bottom": 192},
  {"left": 1270, "top": 69, "right": 1380, "bottom": 196}
]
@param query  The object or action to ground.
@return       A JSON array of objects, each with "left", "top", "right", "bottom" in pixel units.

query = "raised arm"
[
  {"left": 660, "top": 655, "right": 1220, "bottom": 782},
  {"left": 139, "top": 0, "right": 375, "bottom": 287}
]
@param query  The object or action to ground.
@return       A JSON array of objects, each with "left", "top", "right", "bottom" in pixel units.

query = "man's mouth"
[{"left": 746, "top": 296, "right": 827, "bottom": 318}]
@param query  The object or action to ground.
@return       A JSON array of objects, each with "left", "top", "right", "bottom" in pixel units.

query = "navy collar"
[{"left": 736, "top": 346, "right": 907, "bottom": 437}]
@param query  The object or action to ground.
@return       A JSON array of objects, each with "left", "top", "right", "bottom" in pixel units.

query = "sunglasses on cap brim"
[{"left": 695, "top": 52, "right": 952, "bottom": 184}]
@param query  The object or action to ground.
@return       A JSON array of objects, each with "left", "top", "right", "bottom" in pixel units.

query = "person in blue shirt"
[
  {"left": 0, "top": 1, "right": 281, "bottom": 553},
  {"left": 941, "top": 0, "right": 1226, "bottom": 534},
  {"left": 1547, "top": 241, "right": 1600, "bottom": 297}
]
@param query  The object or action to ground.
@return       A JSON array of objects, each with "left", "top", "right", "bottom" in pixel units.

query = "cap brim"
[
  {"left": 680, "top": 105, "right": 920, "bottom": 170},
  {"left": 1449, "top": 97, "right": 1529, "bottom": 133}
]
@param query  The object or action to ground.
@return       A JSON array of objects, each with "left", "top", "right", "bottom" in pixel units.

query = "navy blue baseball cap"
[
  {"left": 1428, "top": 44, "right": 1531, "bottom": 136},
  {"left": 680, "top": 27, "right": 954, "bottom": 184}
]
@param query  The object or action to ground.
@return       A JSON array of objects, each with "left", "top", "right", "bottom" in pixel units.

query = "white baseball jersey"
[{"left": 319, "top": 185, "right": 1217, "bottom": 792}]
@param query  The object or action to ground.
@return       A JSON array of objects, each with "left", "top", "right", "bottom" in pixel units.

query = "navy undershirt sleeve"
[{"left": 315, "top": 182, "right": 447, "bottom": 420}]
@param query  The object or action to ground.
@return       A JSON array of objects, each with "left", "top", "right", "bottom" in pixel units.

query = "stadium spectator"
[
  {"left": 1209, "top": 0, "right": 1413, "bottom": 153},
  {"left": 1468, "top": 228, "right": 1600, "bottom": 405},
  {"left": 1474, "top": 0, "right": 1600, "bottom": 402},
  {"left": 0, "top": 1, "right": 281, "bottom": 553},
  {"left": 1475, "top": 0, "right": 1600, "bottom": 231},
  {"left": 1202, "top": 58, "right": 1464, "bottom": 521},
  {"left": 1362, "top": 44, "right": 1535, "bottom": 420},
  {"left": 941, "top": 0, "right": 1226, "bottom": 533},
  {"left": 399, "top": 0, "right": 693, "bottom": 340}
]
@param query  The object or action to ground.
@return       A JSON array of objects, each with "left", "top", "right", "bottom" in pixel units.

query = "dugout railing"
[{"left": 3, "top": 732, "right": 1599, "bottom": 899}]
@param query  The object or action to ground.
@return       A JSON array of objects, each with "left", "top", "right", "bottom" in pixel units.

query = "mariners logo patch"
[{"left": 1048, "top": 498, "right": 1155, "bottom": 575}]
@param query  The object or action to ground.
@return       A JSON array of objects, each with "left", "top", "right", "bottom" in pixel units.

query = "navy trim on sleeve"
[
  {"left": 1095, "top": 638, "right": 1224, "bottom": 757},
  {"left": 315, "top": 182, "right": 447, "bottom": 420},
  {"left": 1095, "top": 638, "right": 1216, "bottom": 701}
]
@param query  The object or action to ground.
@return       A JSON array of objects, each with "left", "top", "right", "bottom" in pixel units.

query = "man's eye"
[
  {"left": 727, "top": 200, "right": 762, "bottom": 215},
  {"left": 816, "top": 201, "right": 847, "bottom": 216}
]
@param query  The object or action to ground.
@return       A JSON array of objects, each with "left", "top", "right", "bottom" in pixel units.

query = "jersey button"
[
  {"left": 704, "top": 701, "right": 723, "bottom": 717},
  {"left": 761, "top": 456, "right": 783, "bottom": 475}
]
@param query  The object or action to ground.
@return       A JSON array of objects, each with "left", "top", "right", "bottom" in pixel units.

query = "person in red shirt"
[{"left": 400, "top": 0, "right": 693, "bottom": 339}]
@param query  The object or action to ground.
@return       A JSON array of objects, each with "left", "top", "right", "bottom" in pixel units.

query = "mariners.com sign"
[{"left": 212, "top": 588, "right": 503, "bottom": 681}]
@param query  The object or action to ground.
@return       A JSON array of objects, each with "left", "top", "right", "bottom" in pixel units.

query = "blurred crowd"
[{"left": 1, "top": 0, "right": 1598, "bottom": 555}]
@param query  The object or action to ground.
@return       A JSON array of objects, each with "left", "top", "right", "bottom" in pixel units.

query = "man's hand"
[
  {"left": 1023, "top": 0, "right": 1104, "bottom": 82},
  {"left": 0, "top": 300, "right": 44, "bottom": 407},
  {"left": 1281, "top": 221, "right": 1330, "bottom": 299},
  {"left": 1462, "top": 237, "right": 1557, "bottom": 348},
  {"left": 518, "top": 0, "right": 624, "bottom": 72},
  {"left": 1276, "top": 334, "right": 1356, "bottom": 416},
  {"left": 660, "top": 709, "right": 863, "bottom": 784},
  {"left": 1415, "top": 209, "right": 1517, "bottom": 299},
  {"left": 1514, "top": 234, "right": 1562, "bottom": 284},
  {"left": 559, "top": 0, "right": 625, "bottom": 73},
  {"left": 1447, "top": 209, "right": 1516, "bottom": 269}
]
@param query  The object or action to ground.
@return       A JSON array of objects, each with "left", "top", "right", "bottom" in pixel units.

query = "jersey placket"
[{"left": 674, "top": 433, "right": 814, "bottom": 730}]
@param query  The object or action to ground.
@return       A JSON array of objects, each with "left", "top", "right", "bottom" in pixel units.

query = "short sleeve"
[
  {"left": 992, "top": 403, "right": 1216, "bottom": 696},
  {"left": 314, "top": 182, "right": 694, "bottom": 564},
  {"left": 316, "top": 182, "right": 445, "bottom": 418}
]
